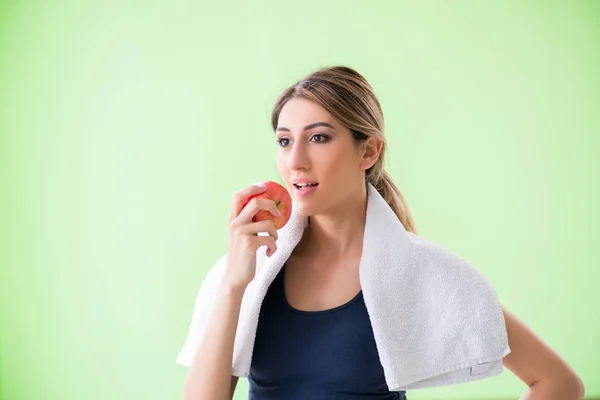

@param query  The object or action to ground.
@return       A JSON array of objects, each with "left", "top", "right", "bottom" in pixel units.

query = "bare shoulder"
[{"left": 501, "top": 305, "right": 583, "bottom": 389}]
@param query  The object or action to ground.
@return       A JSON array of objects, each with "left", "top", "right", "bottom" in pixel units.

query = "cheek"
[
  {"left": 319, "top": 148, "right": 352, "bottom": 175},
  {"left": 320, "top": 158, "right": 339, "bottom": 175},
  {"left": 276, "top": 153, "right": 285, "bottom": 172}
]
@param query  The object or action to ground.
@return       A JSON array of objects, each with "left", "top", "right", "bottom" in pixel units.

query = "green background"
[{"left": 1, "top": 0, "right": 599, "bottom": 399}]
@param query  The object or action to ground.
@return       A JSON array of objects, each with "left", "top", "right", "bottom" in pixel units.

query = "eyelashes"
[{"left": 276, "top": 134, "right": 330, "bottom": 147}]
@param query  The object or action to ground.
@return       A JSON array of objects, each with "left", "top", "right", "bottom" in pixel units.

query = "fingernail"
[{"left": 256, "top": 182, "right": 267, "bottom": 188}]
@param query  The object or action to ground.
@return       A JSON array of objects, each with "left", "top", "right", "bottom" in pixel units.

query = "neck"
[{"left": 300, "top": 186, "right": 368, "bottom": 260}]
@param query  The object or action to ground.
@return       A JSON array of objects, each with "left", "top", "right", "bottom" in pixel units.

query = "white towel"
[{"left": 176, "top": 182, "right": 511, "bottom": 391}]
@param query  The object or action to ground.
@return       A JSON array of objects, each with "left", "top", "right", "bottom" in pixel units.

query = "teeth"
[{"left": 296, "top": 183, "right": 316, "bottom": 188}]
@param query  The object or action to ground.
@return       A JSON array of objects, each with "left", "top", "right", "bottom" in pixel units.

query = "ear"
[{"left": 359, "top": 137, "right": 383, "bottom": 171}]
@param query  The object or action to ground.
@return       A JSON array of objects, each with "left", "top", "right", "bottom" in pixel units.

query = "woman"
[{"left": 179, "top": 66, "right": 585, "bottom": 399}]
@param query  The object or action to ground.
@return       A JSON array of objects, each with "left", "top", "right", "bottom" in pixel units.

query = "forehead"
[{"left": 277, "top": 98, "right": 337, "bottom": 127}]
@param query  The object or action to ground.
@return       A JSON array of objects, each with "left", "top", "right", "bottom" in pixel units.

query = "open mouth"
[{"left": 293, "top": 183, "right": 319, "bottom": 190}]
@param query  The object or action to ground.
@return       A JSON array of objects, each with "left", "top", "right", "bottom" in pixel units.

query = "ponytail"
[{"left": 368, "top": 169, "right": 418, "bottom": 234}]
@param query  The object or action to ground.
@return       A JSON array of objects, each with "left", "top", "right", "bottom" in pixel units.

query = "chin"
[{"left": 293, "top": 202, "right": 319, "bottom": 218}]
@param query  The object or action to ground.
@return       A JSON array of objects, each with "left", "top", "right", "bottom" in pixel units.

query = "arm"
[
  {"left": 181, "top": 183, "right": 279, "bottom": 400},
  {"left": 182, "top": 283, "right": 244, "bottom": 400},
  {"left": 501, "top": 305, "right": 585, "bottom": 400}
]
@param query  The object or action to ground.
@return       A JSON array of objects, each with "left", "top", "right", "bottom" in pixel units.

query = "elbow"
[
  {"left": 573, "top": 376, "right": 585, "bottom": 400},
  {"left": 560, "top": 371, "right": 586, "bottom": 400},
  {"left": 526, "top": 373, "right": 586, "bottom": 400},
  {"left": 551, "top": 373, "right": 586, "bottom": 400}
]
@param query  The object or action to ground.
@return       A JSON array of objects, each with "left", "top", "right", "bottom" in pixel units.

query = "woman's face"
[{"left": 276, "top": 98, "right": 372, "bottom": 217}]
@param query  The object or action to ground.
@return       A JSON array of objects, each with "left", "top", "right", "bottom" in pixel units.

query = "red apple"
[{"left": 241, "top": 181, "right": 292, "bottom": 229}]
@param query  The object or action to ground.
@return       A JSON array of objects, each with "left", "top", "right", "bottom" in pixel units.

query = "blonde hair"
[{"left": 271, "top": 66, "right": 418, "bottom": 234}]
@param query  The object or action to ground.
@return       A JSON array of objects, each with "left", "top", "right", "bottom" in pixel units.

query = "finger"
[
  {"left": 266, "top": 233, "right": 279, "bottom": 256},
  {"left": 237, "top": 198, "right": 279, "bottom": 225},
  {"left": 229, "top": 182, "right": 267, "bottom": 221},
  {"left": 266, "top": 245, "right": 278, "bottom": 258},
  {"left": 253, "top": 235, "right": 277, "bottom": 255},
  {"left": 246, "top": 220, "right": 278, "bottom": 241}
]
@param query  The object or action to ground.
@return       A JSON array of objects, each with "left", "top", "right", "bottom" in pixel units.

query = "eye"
[
  {"left": 311, "top": 134, "right": 329, "bottom": 142},
  {"left": 276, "top": 134, "right": 329, "bottom": 147},
  {"left": 276, "top": 138, "right": 290, "bottom": 147}
]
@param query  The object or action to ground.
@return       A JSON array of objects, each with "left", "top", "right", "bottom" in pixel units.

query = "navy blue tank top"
[{"left": 248, "top": 263, "right": 407, "bottom": 400}]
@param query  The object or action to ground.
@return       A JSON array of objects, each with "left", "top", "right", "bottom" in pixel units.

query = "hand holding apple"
[
  {"left": 240, "top": 181, "right": 292, "bottom": 230},
  {"left": 223, "top": 181, "right": 292, "bottom": 289}
]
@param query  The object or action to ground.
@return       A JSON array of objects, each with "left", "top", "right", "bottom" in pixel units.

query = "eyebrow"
[{"left": 276, "top": 122, "right": 335, "bottom": 132}]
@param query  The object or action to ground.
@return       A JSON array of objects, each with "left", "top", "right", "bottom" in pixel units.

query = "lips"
[{"left": 292, "top": 178, "right": 319, "bottom": 186}]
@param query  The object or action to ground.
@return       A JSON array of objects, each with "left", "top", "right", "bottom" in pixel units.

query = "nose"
[{"left": 286, "top": 139, "right": 310, "bottom": 171}]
